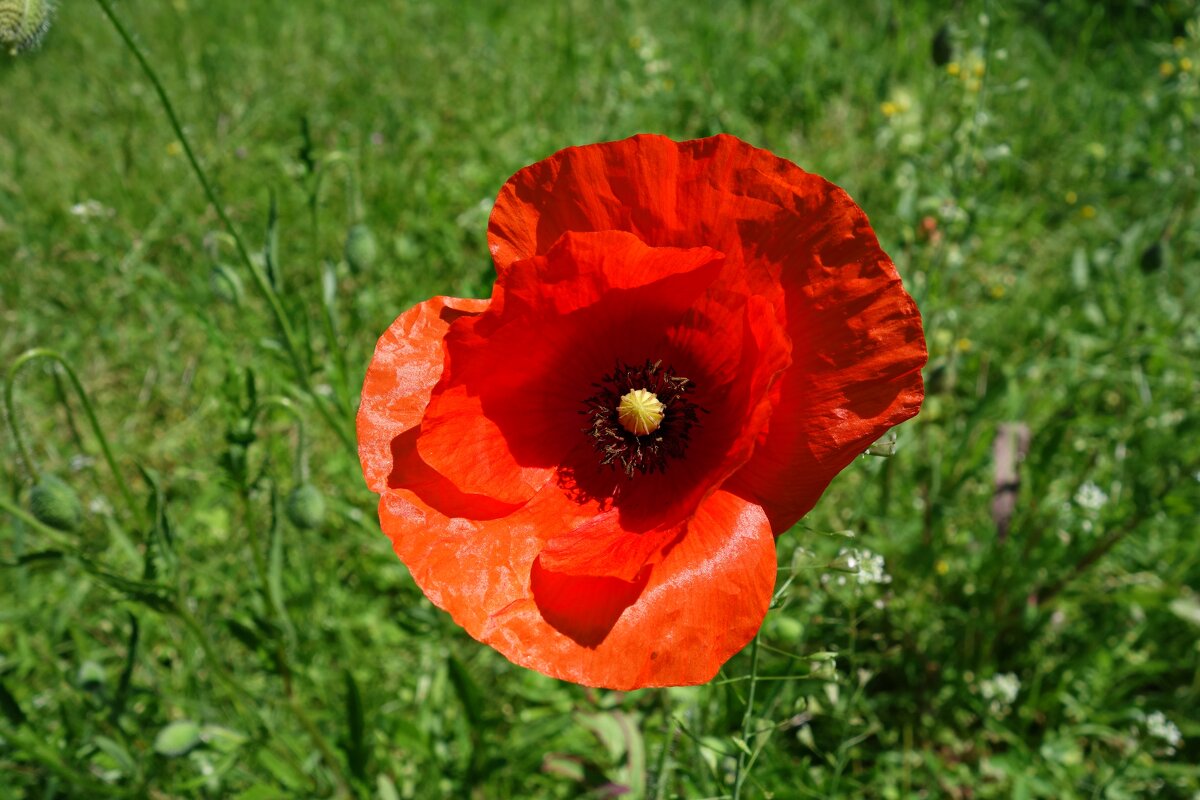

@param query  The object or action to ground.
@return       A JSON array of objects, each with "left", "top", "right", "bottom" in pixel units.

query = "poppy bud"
[
  {"left": 344, "top": 224, "right": 379, "bottom": 272},
  {"left": 209, "top": 264, "right": 245, "bottom": 305},
  {"left": 285, "top": 484, "right": 326, "bottom": 530},
  {"left": 226, "top": 418, "right": 256, "bottom": 446},
  {"left": 931, "top": 23, "right": 953, "bottom": 67},
  {"left": 827, "top": 548, "right": 861, "bottom": 574},
  {"left": 77, "top": 660, "right": 106, "bottom": 692},
  {"left": 0, "top": 0, "right": 54, "bottom": 54},
  {"left": 29, "top": 474, "right": 83, "bottom": 532},
  {"left": 1139, "top": 241, "right": 1163, "bottom": 274}
]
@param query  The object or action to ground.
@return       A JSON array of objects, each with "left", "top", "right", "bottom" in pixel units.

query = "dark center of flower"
[{"left": 582, "top": 360, "right": 701, "bottom": 477}]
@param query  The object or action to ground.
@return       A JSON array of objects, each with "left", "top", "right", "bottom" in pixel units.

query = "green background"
[{"left": 2, "top": 0, "right": 1198, "bottom": 797}]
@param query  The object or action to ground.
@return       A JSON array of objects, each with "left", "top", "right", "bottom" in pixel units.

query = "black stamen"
[{"left": 582, "top": 360, "right": 701, "bottom": 477}]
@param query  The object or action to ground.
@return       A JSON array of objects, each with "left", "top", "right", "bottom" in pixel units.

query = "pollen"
[
  {"left": 583, "top": 359, "right": 702, "bottom": 477},
  {"left": 617, "top": 389, "right": 665, "bottom": 436}
]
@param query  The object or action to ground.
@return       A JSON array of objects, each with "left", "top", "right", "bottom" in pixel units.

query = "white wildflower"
[
  {"left": 979, "top": 672, "right": 1020, "bottom": 716},
  {"left": 854, "top": 548, "right": 892, "bottom": 585},
  {"left": 1074, "top": 481, "right": 1108, "bottom": 511},
  {"left": 68, "top": 200, "right": 114, "bottom": 220},
  {"left": 1145, "top": 711, "right": 1182, "bottom": 752}
]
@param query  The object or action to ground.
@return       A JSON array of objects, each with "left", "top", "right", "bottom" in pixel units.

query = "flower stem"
[
  {"left": 91, "top": 0, "right": 360, "bottom": 457},
  {"left": 732, "top": 632, "right": 761, "bottom": 800},
  {"left": 5, "top": 349, "right": 140, "bottom": 523},
  {"left": 253, "top": 396, "right": 309, "bottom": 484}
]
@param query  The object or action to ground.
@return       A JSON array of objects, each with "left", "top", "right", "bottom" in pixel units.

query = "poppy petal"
[
  {"left": 728, "top": 216, "right": 927, "bottom": 530},
  {"left": 488, "top": 133, "right": 925, "bottom": 532},
  {"left": 537, "top": 290, "right": 791, "bottom": 581},
  {"left": 377, "top": 484, "right": 774, "bottom": 688},
  {"left": 357, "top": 295, "right": 489, "bottom": 495},
  {"left": 415, "top": 231, "right": 726, "bottom": 507}
]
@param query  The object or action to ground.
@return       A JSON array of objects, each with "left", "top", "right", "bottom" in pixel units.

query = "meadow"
[{"left": 2, "top": 0, "right": 1199, "bottom": 797}]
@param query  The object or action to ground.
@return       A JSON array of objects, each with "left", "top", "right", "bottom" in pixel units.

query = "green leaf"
[
  {"left": 154, "top": 720, "right": 203, "bottom": 757},
  {"left": 256, "top": 747, "right": 307, "bottom": 791},
  {"left": 81, "top": 559, "right": 176, "bottom": 614},
  {"left": 446, "top": 655, "right": 485, "bottom": 729},
  {"left": 376, "top": 774, "right": 401, "bottom": 800},
  {"left": 93, "top": 735, "right": 136, "bottom": 774},
  {"left": 343, "top": 670, "right": 367, "bottom": 780},
  {"left": 200, "top": 725, "right": 249, "bottom": 753},
  {"left": 267, "top": 487, "right": 294, "bottom": 640},
  {"left": 234, "top": 785, "right": 288, "bottom": 800},
  {"left": 264, "top": 189, "right": 281, "bottom": 289},
  {"left": 0, "top": 677, "right": 27, "bottom": 727},
  {"left": 1169, "top": 596, "right": 1200, "bottom": 627},
  {"left": 0, "top": 549, "right": 65, "bottom": 568},
  {"left": 109, "top": 614, "right": 139, "bottom": 723}
]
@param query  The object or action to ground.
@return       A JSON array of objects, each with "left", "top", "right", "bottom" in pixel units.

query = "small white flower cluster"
[
  {"left": 978, "top": 672, "right": 1021, "bottom": 716},
  {"left": 821, "top": 548, "right": 892, "bottom": 587},
  {"left": 1144, "top": 711, "right": 1183, "bottom": 754},
  {"left": 1073, "top": 481, "right": 1108, "bottom": 511},
  {"left": 69, "top": 199, "right": 115, "bottom": 221},
  {"left": 854, "top": 548, "right": 891, "bottom": 585}
]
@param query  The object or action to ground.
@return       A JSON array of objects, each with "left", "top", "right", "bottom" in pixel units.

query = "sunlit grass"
[{"left": 2, "top": 1, "right": 1198, "bottom": 797}]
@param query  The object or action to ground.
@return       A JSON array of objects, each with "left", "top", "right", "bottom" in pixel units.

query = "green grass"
[{"left": 2, "top": 0, "right": 1199, "bottom": 797}]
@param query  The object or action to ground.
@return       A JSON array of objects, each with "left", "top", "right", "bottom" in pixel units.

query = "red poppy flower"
[{"left": 358, "top": 134, "right": 926, "bottom": 689}]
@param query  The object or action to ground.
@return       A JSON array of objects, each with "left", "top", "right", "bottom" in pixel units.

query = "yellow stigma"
[{"left": 617, "top": 389, "right": 665, "bottom": 436}]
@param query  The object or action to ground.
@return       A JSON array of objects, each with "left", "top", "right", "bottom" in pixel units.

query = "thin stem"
[
  {"left": 732, "top": 633, "right": 761, "bottom": 800},
  {"left": 313, "top": 152, "right": 363, "bottom": 231},
  {"left": 0, "top": 495, "right": 83, "bottom": 548},
  {"left": 3, "top": 360, "right": 38, "bottom": 482},
  {"left": 92, "top": 0, "right": 311, "bottom": 394},
  {"left": 253, "top": 397, "right": 309, "bottom": 484},
  {"left": 5, "top": 349, "right": 140, "bottom": 522},
  {"left": 6, "top": 726, "right": 129, "bottom": 797}
]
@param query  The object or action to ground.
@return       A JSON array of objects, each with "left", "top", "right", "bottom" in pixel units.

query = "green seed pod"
[
  {"left": 209, "top": 264, "right": 245, "bottom": 305},
  {"left": 226, "top": 418, "right": 256, "bottom": 446},
  {"left": 344, "top": 224, "right": 379, "bottom": 273},
  {"left": 29, "top": 474, "right": 83, "bottom": 532},
  {"left": 77, "top": 660, "right": 106, "bottom": 692},
  {"left": 286, "top": 484, "right": 326, "bottom": 530},
  {"left": 0, "top": 0, "right": 55, "bottom": 55}
]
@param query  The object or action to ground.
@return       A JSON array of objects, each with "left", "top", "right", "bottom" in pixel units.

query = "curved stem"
[
  {"left": 313, "top": 152, "right": 363, "bottom": 232},
  {"left": 0, "top": 495, "right": 82, "bottom": 549},
  {"left": 3, "top": 361, "right": 38, "bottom": 483},
  {"left": 253, "top": 397, "right": 309, "bottom": 484},
  {"left": 92, "top": 0, "right": 311, "bottom": 393},
  {"left": 5, "top": 349, "right": 139, "bottom": 522}
]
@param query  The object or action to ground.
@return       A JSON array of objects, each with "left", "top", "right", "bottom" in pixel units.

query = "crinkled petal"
[
  {"left": 488, "top": 133, "right": 926, "bottom": 532},
  {"left": 416, "top": 230, "right": 725, "bottom": 508},
  {"left": 538, "top": 291, "right": 790, "bottom": 580},
  {"left": 378, "top": 485, "right": 775, "bottom": 689},
  {"left": 727, "top": 214, "right": 926, "bottom": 529},
  {"left": 357, "top": 296, "right": 489, "bottom": 495}
]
